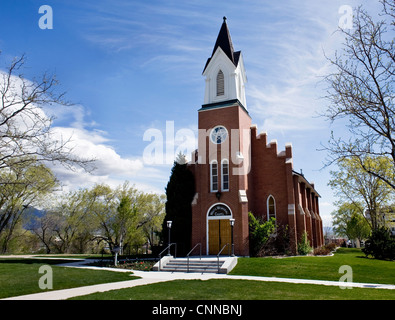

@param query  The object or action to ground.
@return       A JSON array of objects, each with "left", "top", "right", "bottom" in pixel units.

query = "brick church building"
[{"left": 187, "top": 17, "right": 324, "bottom": 256}]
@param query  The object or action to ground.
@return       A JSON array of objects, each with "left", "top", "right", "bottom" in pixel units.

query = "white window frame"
[
  {"left": 210, "top": 160, "right": 218, "bottom": 192},
  {"left": 267, "top": 195, "right": 276, "bottom": 221},
  {"left": 221, "top": 159, "right": 229, "bottom": 191}
]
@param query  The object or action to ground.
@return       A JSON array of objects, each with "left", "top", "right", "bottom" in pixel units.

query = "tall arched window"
[
  {"left": 267, "top": 196, "right": 276, "bottom": 221},
  {"left": 216, "top": 70, "right": 224, "bottom": 96},
  {"left": 210, "top": 161, "right": 218, "bottom": 192},
  {"left": 221, "top": 159, "right": 229, "bottom": 191}
]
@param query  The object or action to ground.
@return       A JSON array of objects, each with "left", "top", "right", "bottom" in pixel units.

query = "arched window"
[
  {"left": 216, "top": 70, "right": 224, "bottom": 96},
  {"left": 221, "top": 159, "right": 229, "bottom": 191},
  {"left": 267, "top": 196, "right": 276, "bottom": 221},
  {"left": 210, "top": 161, "right": 218, "bottom": 192}
]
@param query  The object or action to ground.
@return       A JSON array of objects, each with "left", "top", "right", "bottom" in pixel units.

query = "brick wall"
[{"left": 190, "top": 104, "right": 324, "bottom": 256}]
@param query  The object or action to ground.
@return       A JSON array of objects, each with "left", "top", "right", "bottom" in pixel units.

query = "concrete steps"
[
  {"left": 162, "top": 258, "right": 224, "bottom": 273},
  {"left": 153, "top": 256, "right": 238, "bottom": 274}
]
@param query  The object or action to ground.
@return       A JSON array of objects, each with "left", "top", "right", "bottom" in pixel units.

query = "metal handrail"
[
  {"left": 186, "top": 243, "right": 202, "bottom": 273},
  {"left": 158, "top": 243, "right": 177, "bottom": 271},
  {"left": 217, "top": 243, "right": 230, "bottom": 273}
]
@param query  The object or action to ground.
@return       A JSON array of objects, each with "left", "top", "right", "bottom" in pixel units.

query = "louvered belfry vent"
[{"left": 216, "top": 70, "right": 224, "bottom": 96}]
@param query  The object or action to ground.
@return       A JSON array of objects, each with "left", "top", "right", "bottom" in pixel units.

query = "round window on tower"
[{"left": 210, "top": 126, "right": 228, "bottom": 144}]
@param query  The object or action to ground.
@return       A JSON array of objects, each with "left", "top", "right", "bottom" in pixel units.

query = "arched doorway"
[{"left": 206, "top": 203, "right": 232, "bottom": 255}]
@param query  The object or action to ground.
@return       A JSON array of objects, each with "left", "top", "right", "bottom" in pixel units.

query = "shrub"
[
  {"left": 313, "top": 244, "right": 337, "bottom": 256},
  {"left": 362, "top": 227, "right": 395, "bottom": 260},
  {"left": 313, "top": 246, "right": 331, "bottom": 255},
  {"left": 297, "top": 231, "right": 312, "bottom": 255},
  {"left": 117, "top": 260, "right": 155, "bottom": 271},
  {"left": 325, "top": 243, "right": 337, "bottom": 252},
  {"left": 260, "top": 224, "right": 291, "bottom": 256},
  {"left": 248, "top": 212, "right": 276, "bottom": 257}
]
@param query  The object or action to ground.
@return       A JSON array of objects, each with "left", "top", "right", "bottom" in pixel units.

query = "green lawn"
[
  {"left": 231, "top": 248, "right": 395, "bottom": 285},
  {"left": 1, "top": 248, "right": 394, "bottom": 300},
  {"left": 0, "top": 258, "right": 138, "bottom": 299},
  {"left": 70, "top": 248, "right": 395, "bottom": 300},
  {"left": 70, "top": 279, "right": 395, "bottom": 300}
]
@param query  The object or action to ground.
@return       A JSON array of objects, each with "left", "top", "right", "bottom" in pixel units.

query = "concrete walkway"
[{"left": 2, "top": 259, "right": 395, "bottom": 300}]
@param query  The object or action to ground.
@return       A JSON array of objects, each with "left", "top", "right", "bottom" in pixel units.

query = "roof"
[
  {"left": 292, "top": 170, "right": 321, "bottom": 197},
  {"left": 203, "top": 17, "right": 241, "bottom": 73}
]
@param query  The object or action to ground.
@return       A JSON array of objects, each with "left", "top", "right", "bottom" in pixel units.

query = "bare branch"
[
  {"left": 321, "top": 3, "right": 395, "bottom": 190},
  {"left": 0, "top": 53, "right": 95, "bottom": 174}
]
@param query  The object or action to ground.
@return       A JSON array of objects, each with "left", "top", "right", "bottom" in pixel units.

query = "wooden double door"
[{"left": 208, "top": 219, "right": 231, "bottom": 255}]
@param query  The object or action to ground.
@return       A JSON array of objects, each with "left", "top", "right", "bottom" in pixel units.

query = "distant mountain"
[{"left": 23, "top": 207, "right": 47, "bottom": 229}]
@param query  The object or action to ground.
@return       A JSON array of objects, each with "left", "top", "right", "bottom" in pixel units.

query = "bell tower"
[
  {"left": 191, "top": 17, "right": 251, "bottom": 256},
  {"left": 202, "top": 17, "right": 247, "bottom": 108}
]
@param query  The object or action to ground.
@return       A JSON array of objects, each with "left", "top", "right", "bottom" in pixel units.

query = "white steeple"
[{"left": 202, "top": 17, "right": 247, "bottom": 108}]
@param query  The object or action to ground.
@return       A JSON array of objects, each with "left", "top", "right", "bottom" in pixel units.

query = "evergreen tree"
[{"left": 162, "top": 153, "right": 195, "bottom": 256}]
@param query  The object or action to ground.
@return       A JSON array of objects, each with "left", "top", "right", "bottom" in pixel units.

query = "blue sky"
[{"left": 0, "top": 0, "right": 384, "bottom": 227}]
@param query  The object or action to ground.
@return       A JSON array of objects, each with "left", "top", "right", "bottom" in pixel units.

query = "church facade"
[{"left": 188, "top": 18, "right": 324, "bottom": 256}]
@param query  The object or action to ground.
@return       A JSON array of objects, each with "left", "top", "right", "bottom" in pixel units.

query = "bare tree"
[
  {"left": 322, "top": 0, "right": 395, "bottom": 189},
  {"left": 28, "top": 212, "right": 57, "bottom": 254},
  {"left": 0, "top": 53, "right": 94, "bottom": 175},
  {"left": 381, "top": 0, "right": 395, "bottom": 25}
]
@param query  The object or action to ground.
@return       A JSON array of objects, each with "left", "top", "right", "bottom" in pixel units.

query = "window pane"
[
  {"left": 268, "top": 197, "right": 275, "bottom": 219},
  {"left": 211, "top": 162, "right": 218, "bottom": 192},
  {"left": 222, "top": 161, "right": 229, "bottom": 191}
]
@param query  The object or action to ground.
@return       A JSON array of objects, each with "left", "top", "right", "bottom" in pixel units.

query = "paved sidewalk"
[{"left": 2, "top": 260, "right": 395, "bottom": 300}]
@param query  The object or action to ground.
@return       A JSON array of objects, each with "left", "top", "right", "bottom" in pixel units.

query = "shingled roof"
[{"left": 203, "top": 17, "right": 241, "bottom": 73}]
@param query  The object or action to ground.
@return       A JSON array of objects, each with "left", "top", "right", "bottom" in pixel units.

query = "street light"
[
  {"left": 167, "top": 220, "right": 172, "bottom": 256},
  {"left": 229, "top": 218, "right": 235, "bottom": 257}
]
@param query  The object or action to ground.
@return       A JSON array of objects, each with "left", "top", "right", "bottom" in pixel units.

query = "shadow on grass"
[
  {"left": 0, "top": 258, "right": 84, "bottom": 265},
  {"left": 355, "top": 255, "right": 395, "bottom": 262}
]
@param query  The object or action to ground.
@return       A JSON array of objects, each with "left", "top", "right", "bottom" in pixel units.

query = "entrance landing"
[{"left": 153, "top": 256, "right": 238, "bottom": 274}]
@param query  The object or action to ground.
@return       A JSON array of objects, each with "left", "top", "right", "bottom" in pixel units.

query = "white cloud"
[
  {"left": 0, "top": 70, "right": 176, "bottom": 195},
  {"left": 52, "top": 127, "right": 143, "bottom": 173},
  {"left": 0, "top": 72, "right": 167, "bottom": 194},
  {"left": 48, "top": 120, "right": 169, "bottom": 194}
]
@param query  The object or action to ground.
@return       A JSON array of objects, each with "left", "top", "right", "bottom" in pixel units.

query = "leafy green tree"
[
  {"left": 116, "top": 194, "right": 143, "bottom": 255},
  {"left": 0, "top": 163, "right": 57, "bottom": 253},
  {"left": 331, "top": 202, "right": 357, "bottom": 239},
  {"left": 87, "top": 182, "right": 165, "bottom": 255},
  {"left": 88, "top": 183, "right": 133, "bottom": 253},
  {"left": 329, "top": 157, "right": 394, "bottom": 230},
  {"left": 363, "top": 226, "right": 395, "bottom": 260},
  {"left": 162, "top": 153, "right": 195, "bottom": 256},
  {"left": 137, "top": 193, "right": 165, "bottom": 253},
  {"left": 4, "top": 179, "right": 165, "bottom": 254},
  {"left": 55, "top": 189, "right": 98, "bottom": 253},
  {"left": 346, "top": 211, "right": 371, "bottom": 246},
  {"left": 332, "top": 202, "right": 371, "bottom": 245}
]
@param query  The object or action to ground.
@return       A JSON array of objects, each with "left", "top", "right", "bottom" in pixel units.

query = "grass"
[
  {"left": 1, "top": 248, "right": 394, "bottom": 300},
  {"left": 70, "top": 248, "right": 395, "bottom": 300},
  {"left": 230, "top": 248, "right": 395, "bottom": 285},
  {"left": 70, "top": 279, "right": 395, "bottom": 300},
  {"left": 0, "top": 258, "right": 138, "bottom": 299}
]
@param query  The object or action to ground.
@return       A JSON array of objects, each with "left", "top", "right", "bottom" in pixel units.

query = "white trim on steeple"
[{"left": 203, "top": 46, "right": 247, "bottom": 107}]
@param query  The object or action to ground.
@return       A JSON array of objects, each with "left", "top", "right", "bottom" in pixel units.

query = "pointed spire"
[
  {"left": 203, "top": 17, "right": 241, "bottom": 73},
  {"left": 211, "top": 16, "right": 235, "bottom": 64}
]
